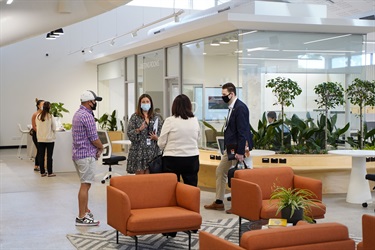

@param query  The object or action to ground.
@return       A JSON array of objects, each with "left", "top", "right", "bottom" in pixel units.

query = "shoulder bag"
[{"left": 227, "top": 160, "right": 249, "bottom": 188}]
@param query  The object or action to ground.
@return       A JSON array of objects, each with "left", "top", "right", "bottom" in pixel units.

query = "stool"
[{"left": 17, "top": 124, "right": 30, "bottom": 159}]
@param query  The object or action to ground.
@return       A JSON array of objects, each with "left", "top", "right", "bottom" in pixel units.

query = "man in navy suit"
[{"left": 204, "top": 82, "right": 253, "bottom": 213}]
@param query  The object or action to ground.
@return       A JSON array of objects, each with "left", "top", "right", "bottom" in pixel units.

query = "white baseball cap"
[{"left": 80, "top": 90, "right": 102, "bottom": 102}]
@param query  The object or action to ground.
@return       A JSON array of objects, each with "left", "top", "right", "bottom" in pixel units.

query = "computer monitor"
[{"left": 216, "top": 136, "right": 225, "bottom": 155}]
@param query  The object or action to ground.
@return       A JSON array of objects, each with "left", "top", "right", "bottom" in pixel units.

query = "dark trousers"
[
  {"left": 162, "top": 155, "right": 199, "bottom": 187},
  {"left": 38, "top": 142, "right": 55, "bottom": 174},
  {"left": 31, "top": 131, "right": 40, "bottom": 166}
]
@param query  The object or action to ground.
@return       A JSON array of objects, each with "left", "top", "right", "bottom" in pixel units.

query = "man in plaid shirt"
[{"left": 72, "top": 90, "right": 103, "bottom": 226}]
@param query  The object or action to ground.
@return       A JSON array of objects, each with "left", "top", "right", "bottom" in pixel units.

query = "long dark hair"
[
  {"left": 135, "top": 94, "right": 154, "bottom": 118},
  {"left": 35, "top": 98, "right": 44, "bottom": 111},
  {"left": 38, "top": 101, "right": 51, "bottom": 122},
  {"left": 171, "top": 94, "right": 194, "bottom": 120}
]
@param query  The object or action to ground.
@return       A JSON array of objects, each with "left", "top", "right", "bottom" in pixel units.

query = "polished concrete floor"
[{"left": 1, "top": 148, "right": 374, "bottom": 249}]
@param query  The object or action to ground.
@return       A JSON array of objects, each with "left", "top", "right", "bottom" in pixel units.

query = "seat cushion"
[
  {"left": 103, "top": 155, "right": 126, "bottom": 165},
  {"left": 127, "top": 206, "right": 202, "bottom": 233}
]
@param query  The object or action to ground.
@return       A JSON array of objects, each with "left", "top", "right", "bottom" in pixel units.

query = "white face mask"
[{"left": 141, "top": 103, "right": 151, "bottom": 112}]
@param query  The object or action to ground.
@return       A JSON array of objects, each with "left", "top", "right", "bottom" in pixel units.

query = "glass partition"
[
  {"left": 137, "top": 49, "right": 164, "bottom": 113},
  {"left": 182, "top": 30, "right": 365, "bottom": 148}
]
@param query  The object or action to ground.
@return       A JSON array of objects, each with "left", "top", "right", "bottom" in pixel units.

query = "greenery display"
[
  {"left": 251, "top": 112, "right": 349, "bottom": 154},
  {"left": 270, "top": 185, "right": 321, "bottom": 223},
  {"left": 314, "top": 82, "right": 345, "bottom": 149},
  {"left": 266, "top": 77, "right": 302, "bottom": 147},
  {"left": 50, "top": 102, "right": 69, "bottom": 118},
  {"left": 346, "top": 78, "right": 375, "bottom": 149},
  {"left": 96, "top": 110, "right": 118, "bottom": 131}
]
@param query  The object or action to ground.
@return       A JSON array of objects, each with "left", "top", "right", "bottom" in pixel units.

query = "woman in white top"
[
  {"left": 158, "top": 94, "right": 200, "bottom": 186},
  {"left": 35, "top": 101, "right": 56, "bottom": 177}
]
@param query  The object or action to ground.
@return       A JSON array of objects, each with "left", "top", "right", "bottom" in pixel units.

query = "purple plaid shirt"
[{"left": 72, "top": 105, "right": 99, "bottom": 161}]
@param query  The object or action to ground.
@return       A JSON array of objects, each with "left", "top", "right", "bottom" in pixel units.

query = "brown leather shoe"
[
  {"left": 226, "top": 208, "right": 232, "bottom": 214},
  {"left": 204, "top": 202, "right": 225, "bottom": 211}
]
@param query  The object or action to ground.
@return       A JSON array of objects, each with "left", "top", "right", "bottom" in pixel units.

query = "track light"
[
  {"left": 81, "top": 50, "right": 85, "bottom": 55},
  {"left": 174, "top": 15, "right": 180, "bottom": 22},
  {"left": 229, "top": 36, "right": 238, "bottom": 42},
  {"left": 54, "top": 28, "right": 64, "bottom": 35},
  {"left": 89, "top": 47, "right": 93, "bottom": 53},
  {"left": 220, "top": 37, "right": 230, "bottom": 44},
  {"left": 131, "top": 31, "right": 138, "bottom": 38},
  {"left": 210, "top": 39, "right": 220, "bottom": 46},
  {"left": 46, "top": 33, "right": 56, "bottom": 40},
  {"left": 110, "top": 39, "right": 115, "bottom": 46}
]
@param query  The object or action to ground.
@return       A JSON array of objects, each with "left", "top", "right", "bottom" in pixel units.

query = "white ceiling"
[
  {"left": 0, "top": 0, "right": 132, "bottom": 47},
  {"left": 0, "top": 0, "right": 374, "bottom": 48}
]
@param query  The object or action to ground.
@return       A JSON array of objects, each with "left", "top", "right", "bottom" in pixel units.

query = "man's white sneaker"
[{"left": 75, "top": 215, "right": 99, "bottom": 226}]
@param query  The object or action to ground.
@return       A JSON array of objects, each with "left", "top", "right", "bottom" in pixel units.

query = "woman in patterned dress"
[{"left": 127, "top": 94, "right": 163, "bottom": 174}]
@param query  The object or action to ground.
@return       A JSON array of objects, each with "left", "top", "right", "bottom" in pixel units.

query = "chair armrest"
[
  {"left": 231, "top": 178, "right": 262, "bottom": 221},
  {"left": 107, "top": 185, "right": 131, "bottom": 234},
  {"left": 176, "top": 182, "right": 200, "bottom": 213},
  {"left": 199, "top": 231, "right": 244, "bottom": 250},
  {"left": 294, "top": 175, "right": 323, "bottom": 201}
]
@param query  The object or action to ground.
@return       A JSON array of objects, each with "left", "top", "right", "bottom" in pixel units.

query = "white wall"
[{"left": 0, "top": 35, "right": 97, "bottom": 147}]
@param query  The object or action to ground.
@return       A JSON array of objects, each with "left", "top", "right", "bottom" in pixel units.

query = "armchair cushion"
[
  {"left": 107, "top": 173, "right": 202, "bottom": 239},
  {"left": 357, "top": 214, "right": 375, "bottom": 250}
]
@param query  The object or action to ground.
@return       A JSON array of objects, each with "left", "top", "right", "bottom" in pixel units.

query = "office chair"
[
  {"left": 364, "top": 173, "right": 375, "bottom": 212},
  {"left": 97, "top": 130, "right": 126, "bottom": 184},
  {"left": 17, "top": 124, "right": 31, "bottom": 159}
]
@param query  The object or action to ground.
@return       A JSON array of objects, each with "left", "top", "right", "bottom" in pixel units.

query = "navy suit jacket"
[{"left": 224, "top": 98, "right": 253, "bottom": 155}]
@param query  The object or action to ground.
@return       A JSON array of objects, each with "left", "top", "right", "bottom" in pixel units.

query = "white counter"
[{"left": 53, "top": 131, "right": 76, "bottom": 173}]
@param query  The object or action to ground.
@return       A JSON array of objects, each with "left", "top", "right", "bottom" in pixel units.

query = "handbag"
[
  {"left": 227, "top": 160, "right": 249, "bottom": 188},
  {"left": 148, "top": 154, "right": 163, "bottom": 174}
]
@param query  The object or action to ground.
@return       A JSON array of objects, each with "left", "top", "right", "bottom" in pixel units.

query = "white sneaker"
[{"left": 75, "top": 215, "right": 99, "bottom": 226}]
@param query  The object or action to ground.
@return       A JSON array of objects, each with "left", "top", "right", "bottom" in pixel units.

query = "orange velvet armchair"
[
  {"left": 200, "top": 222, "right": 355, "bottom": 250},
  {"left": 107, "top": 173, "right": 202, "bottom": 249},
  {"left": 231, "top": 167, "right": 326, "bottom": 238},
  {"left": 357, "top": 214, "right": 375, "bottom": 250}
]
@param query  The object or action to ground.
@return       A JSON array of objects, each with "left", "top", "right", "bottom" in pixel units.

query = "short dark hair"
[
  {"left": 171, "top": 94, "right": 194, "bottom": 120},
  {"left": 267, "top": 111, "right": 277, "bottom": 120},
  {"left": 136, "top": 94, "right": 154, "bottom": 118},
  {"left": 222, "top": 82, "right": 236, "bottom": 95},
  {"left": 35, "top": 99, "right": 44, "bottom": 111}
]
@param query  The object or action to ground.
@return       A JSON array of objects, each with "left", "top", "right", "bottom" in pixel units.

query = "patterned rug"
[
  {"left": 67, "top": 218, "right": 241, "bottom": 250},
  {"left": 67, "top": 218, "right": 362, "bottom": 250}
]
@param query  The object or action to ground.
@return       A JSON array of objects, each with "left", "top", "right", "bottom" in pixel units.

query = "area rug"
[
  {"left": 67, "top": 218, "right": 241, "bottom": 250},
  {"left": 67, "top": 218, "right": 362, "bottom": 250}
]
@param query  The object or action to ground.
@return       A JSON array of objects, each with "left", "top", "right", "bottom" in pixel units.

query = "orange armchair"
[
  {"left": 357, "top": 214, "right": 375, "bottom": 250},
  {"left": 200, "top": 222, "right": 355, "bottom": 250},
  {"left": 107, "top": 173, "right": 202, "bottom": 249},
  {"left": 231, "top": 167, "right": 326, "bottom": 238}
]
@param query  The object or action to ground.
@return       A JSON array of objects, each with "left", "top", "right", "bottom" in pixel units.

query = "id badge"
[{"left": 146, "top": 138, "right": 151, "bottom": 145}]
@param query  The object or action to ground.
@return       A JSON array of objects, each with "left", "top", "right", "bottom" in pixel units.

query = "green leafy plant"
[
  {"left": 270, "top": 185, "right": 322, "bottom": 223},
  {"left": 50, "top": 102, "right": 69, "bottom": 118},
  {"left": 266, "top": 77, "right": 302, "bottom": 147},
  {"left": 346, "top": 78, "right": 375, "bottom": 148},
  {"left": 314, "top": 82, "right": 345, "bottom": 149},
  {"left": 202, "top": 120, "right": 225, "bottom": 136},
  {"left": 96, "top": 110, "right": 118, "bottom": 131}
]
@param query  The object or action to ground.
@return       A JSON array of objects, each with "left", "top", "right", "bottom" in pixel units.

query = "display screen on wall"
[{"left": 203, "top": 87, "right": 242, "bottom": 121}]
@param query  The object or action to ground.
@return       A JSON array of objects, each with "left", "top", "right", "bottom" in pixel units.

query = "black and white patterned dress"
[{"left": 126, "top": 113, "right": 163, "bottom": 173}]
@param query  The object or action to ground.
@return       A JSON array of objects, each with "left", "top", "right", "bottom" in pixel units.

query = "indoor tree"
[
  {"left": 346, "top": 78, "right": 375, "bottom": 149},
  {"left": 266, "top": 77, "right": 302, "bottom": 147},
  {"left": 314, "top": 81, "right": 345, "bottom": 149}
]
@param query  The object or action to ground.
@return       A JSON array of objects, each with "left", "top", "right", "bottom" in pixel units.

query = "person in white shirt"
[
  {"left": 35, "top": 101, "right": 56, "bottom": 177},
  {"left": 158, "top": 94, "right": 200, "bottom": 186}
]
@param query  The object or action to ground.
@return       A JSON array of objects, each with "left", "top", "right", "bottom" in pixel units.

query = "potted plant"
[
  {"left": 50, "top": 102, "right": 69, "bottom": 130},
  {"left": 270, "top": 185, "right": 322, "bottom": 224},
  {"left": 346, "top": 78, "right": 375, "bottom": 149},
  {"left": 314, "top": 81, "right": 345, "bottom": 149},
  {"left": 266, "top": 77, "right": 302, "bottom": 147}
]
